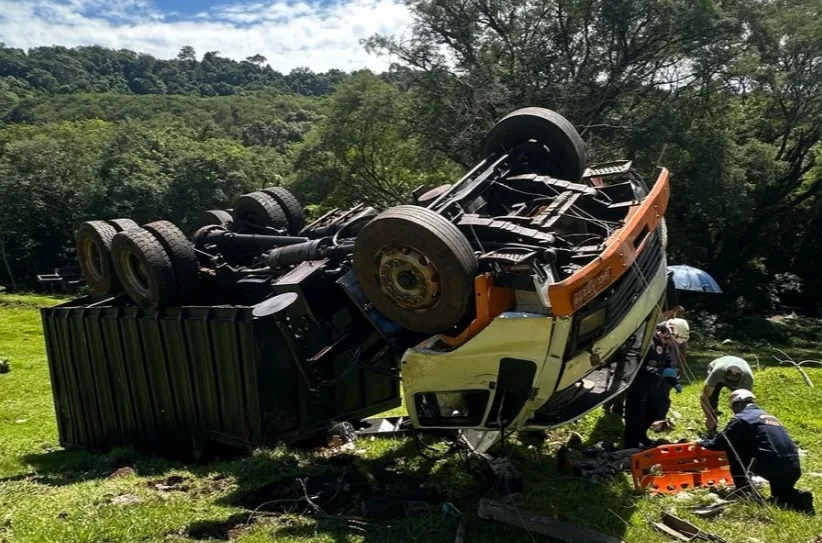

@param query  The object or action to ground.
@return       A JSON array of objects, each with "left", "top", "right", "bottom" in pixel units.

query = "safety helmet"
[
  {"left": 729, "top": 389, "right": 756, "bottom": 408},
  {"left": 665, "top": 318, "right": 690, "bottom": 344}
]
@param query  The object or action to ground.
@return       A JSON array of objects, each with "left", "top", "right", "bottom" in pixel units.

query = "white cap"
[
  {"left": 729, "top": 389, "right": 756, "bottom": 407},
  {"left": 666, "top": 318, "right": 690, "bottom": 344}
]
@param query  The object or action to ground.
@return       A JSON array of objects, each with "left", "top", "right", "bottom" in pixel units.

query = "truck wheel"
[
  {"left": 354, "top": 205, "right": 478, "bottom": 334},
  {"left": 76, "top": 221, "right": 120, "bottom": 296},
  {"left": 106, "top": 218, "right": 140, "bottom": 232},
  {"left": 261, "top": 187, "right": 306, "bottom": 234},
  {"left": 233, "top": 191, "right": 289, "bottom": 232},
  {"left": 111, "top": 228, "right": 177, "bottom": 309},
  {"left": 482, "top": 107, "right": 586, "bottom": 181},
  {"left": 195, "top": 210, "right": 234, "bottom": 231},
  {"left": 143, "top": 221, "right": 200, "bottom": 300}
]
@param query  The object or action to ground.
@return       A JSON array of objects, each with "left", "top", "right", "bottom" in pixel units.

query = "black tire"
[
  {"left": 106, "top": 218, "right": 140, "bottom": 232},
  {"left": 482, "top": 107, "right": 587, "bottom": 181},
  {"left": 76, "top": 221, "right": 120, "bottom": 296},
  {"left": 261, "top": 187, "right": 306, "bottom": 234},
  {"left": 354, "top": 205, "right": 478, "bottom": 334},
  {"left": 195, "top": 210, "right": 234, "bottom": 231},
  {"left": 233, "top": 191, "right": 289, "bottom": 232},
  {"left": 111, "top": 228, "right": 177, "bottom": 309},
  {"left": 142, "top": 221, "right": 200, "bottom": 300}
]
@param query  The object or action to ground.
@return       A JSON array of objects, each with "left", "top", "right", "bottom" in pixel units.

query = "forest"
[{"left": 1, "top": 0, "right": 821, "bottom": 321}]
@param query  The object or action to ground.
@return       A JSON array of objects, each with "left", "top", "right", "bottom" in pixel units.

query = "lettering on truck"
[{"left": 572, "top": 267, "right": 612, "bottom": 310}]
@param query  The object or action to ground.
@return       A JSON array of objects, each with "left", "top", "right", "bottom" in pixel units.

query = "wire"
[
  {"left": 320, "top": 345, "right": 363, "bottom": 386},
  {"left": 494, "top": 176, "right": 622, "bottom": 229},
  {"left": 490, "top": 179, "right": 620, "bottom": 237}
]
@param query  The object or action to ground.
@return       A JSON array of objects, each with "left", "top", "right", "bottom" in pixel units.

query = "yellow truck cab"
[{"left": 401, "top": 165, "right": 670, "bottom": 433}]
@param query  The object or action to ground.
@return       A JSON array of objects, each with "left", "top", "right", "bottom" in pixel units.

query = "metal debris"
[
  {"left": 478, "top": 498, "right": 624, "bottom": 543},
  {"left": 661, "top": 512, "right": 727, "bottom": 543}
]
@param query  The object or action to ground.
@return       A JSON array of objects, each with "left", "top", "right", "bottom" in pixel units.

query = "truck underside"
[{"left": 41, "top": 107, "right": 672, "bottom": 453}]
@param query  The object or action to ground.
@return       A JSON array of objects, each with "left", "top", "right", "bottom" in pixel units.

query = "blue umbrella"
[{"left": 667, "top": 265, "right": 723, "bottom": 293}]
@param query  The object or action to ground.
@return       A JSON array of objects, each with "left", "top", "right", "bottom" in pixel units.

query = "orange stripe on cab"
[{"left": 548, "top": 168, "right": 670, "bottom": 316}]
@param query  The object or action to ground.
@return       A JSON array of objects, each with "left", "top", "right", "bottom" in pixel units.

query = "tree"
[
  {"left": 293, "top": 71, "right": 459, "bottom": 207},
  {"left": 177, "top": 46, "right": 197, "bottom": 64}
]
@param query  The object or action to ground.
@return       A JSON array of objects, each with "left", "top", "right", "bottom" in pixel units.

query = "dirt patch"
[
  {"left": 108, "top": 467, "right": 136, "bottom": 479},
  {"left": 229, "top": 460, "right": 440, "bottom": 520},
  {"left": 186, "top": 513, "right": 255, "bottom": 541}
]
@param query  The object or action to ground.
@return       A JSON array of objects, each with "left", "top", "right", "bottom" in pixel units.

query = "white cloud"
[{"left": 0, "top": 0, "right": 412, "bottom": 73}]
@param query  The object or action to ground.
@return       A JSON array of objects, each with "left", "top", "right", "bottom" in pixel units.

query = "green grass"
[{"left": 1, "top": 293, "right": 821, "bottom": 542}]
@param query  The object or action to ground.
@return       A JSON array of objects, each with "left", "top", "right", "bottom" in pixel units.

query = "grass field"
[{"left": 1, "top": 293, "right": 821, "bottom": 542}]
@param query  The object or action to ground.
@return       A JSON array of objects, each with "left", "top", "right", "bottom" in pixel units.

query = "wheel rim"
[
  {"left": 82, "top": 238, "right": 105, "bottom": 281},
  {"left": 375, "top": 243, "right": 441, "bottom": 311},
  {"left": 120, "top": 250, "right": 150, "bottom": 297}
]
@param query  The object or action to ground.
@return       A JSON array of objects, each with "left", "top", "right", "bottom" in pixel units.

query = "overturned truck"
[{"left": 41, "top": 107, "right": 671, "bottom": 456}]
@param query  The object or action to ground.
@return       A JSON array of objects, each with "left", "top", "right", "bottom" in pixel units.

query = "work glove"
[{"left": 661, "top": 368, "right": 682, "bottom": 393}]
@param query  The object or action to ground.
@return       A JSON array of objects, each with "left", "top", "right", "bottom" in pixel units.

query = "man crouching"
[{"left": 700, "top": 389, "right": 815, "bottom": 515}]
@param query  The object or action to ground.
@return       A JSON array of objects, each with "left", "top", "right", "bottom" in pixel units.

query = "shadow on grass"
[
  {"left": 16, "top": 442, "right": 237, "bottom": 486},
  {"left": 16, "top": 432, "right": 638, "bottom": 542}
]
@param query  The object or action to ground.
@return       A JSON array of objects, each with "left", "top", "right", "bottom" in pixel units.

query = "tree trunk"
[{"left": 0, "top": 235, "right": 17, "bottom": 291}]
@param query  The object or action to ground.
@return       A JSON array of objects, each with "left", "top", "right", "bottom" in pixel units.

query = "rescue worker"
[
  {"left": 700, "top": 355, "right": 754, "bottom": 434},
  {"left": 700, "top": 389, "right": 814, "bottom": 515},
  {"left": 605, "top": 311, "right": 689, "bottom": 416},
  {"left": 623, "top": 318, "right": 689, "bottom": 449}
]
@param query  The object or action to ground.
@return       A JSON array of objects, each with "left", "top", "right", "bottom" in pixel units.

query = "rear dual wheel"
[
  {"left": 111, "top": 221, "right": 199, "bottom": 309},
  {"left": 233, "top": 187, "right": 305, "bottom": 235},
  {"left": 76, "top": 218, "right": 140, "bottom": 296}
]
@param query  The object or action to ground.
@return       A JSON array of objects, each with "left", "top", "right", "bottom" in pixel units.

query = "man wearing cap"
[
  {"left": 700, "top": 389, "right": 814, "bottom": 515},
  {"left": 623, "top": 318, "right": 689, "bottom": 449},
  {"left": 701, "top": 355, "right": 755, "bottom": 433}
]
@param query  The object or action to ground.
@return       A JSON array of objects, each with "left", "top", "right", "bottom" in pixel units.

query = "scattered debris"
[
  {"left": 0, "top": 358, "right": 10, "bottom": 374},
  {"left": 111, "top": 494, "right": 143, "bottom": 506},
  {"left": 564, "top": 447, "right": 641, "bottom": 483},
  {"left": 329, "top": 422, "right": 357, "bottom": 445},
  {"left": 56, "top": 510, "right": 68, "bottom": 520},
  {"left": 149, "top": 475, "right": 190, "bottom": 492},
  {"left": 652, "top": 521, "right": 691, "bottom": 541},
  {"left": 721, "top": 339, "right": 733, "bottom": 345},
  {"left": 692, "top": 498, "right": 733, "bottom": 518},
  {"left": 356, "top": 417, "right": 411, "bottom": 438},
  {"left": 108, "top": 467, "right": 136, "bottom": 479},
  {"left": 660, "top": 512, "right": 727, "bottom": 543},
  {"left": 15, "top": 419, "right": 27, "bottom": 424},
  {"left": 478, "top": 498, "right": 624, "bottom": 543}
]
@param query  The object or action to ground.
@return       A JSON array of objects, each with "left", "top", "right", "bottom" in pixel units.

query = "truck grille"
[
  {"left": 602, "top": 228, "right": 664, "bottom": 335},
  {"left": 564, "top": 228, "right": 664, "bottom": 358}
]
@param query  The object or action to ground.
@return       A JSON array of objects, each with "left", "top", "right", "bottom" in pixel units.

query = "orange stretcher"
[{"left": 631, "top": 443, "right": 734, "bottom": 494}]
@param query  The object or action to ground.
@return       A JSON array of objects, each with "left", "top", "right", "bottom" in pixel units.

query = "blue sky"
[{"left": 0, "top": 0, "right": 412, "bottom": 72}]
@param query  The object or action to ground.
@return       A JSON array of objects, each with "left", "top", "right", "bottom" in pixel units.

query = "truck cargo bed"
[{"left": 41, "top": 297, "right": 400, "bottom": 458}]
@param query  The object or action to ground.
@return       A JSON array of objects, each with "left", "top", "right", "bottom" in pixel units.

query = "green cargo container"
[{"left": 41, "top": 297, "right": 401, "bottom": 457}]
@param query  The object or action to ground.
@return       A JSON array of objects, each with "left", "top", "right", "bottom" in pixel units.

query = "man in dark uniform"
[
  {"left": 622, "top": 319, "right": 688, "bottom": 449},
  {"left": 701, "top": 389, "right": 814, "bottom": 515}
]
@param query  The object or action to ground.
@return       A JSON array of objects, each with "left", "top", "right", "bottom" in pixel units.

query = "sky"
[{"left": 0, "top": 0, "right": 414, "bottom": 73}]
